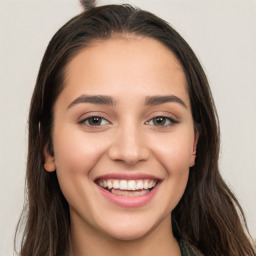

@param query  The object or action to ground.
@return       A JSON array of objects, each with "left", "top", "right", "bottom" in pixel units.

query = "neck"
[{"left": 70, "top": 214, "right": 181, "bottom": 256}]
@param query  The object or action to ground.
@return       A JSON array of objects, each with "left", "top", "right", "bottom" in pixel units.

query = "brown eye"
[
  {"left": 80, "top": 116, "right": 109, "bottom": 126},
  {"left": 88, "top": 116, "right": 102, "bottom": 126},
  {"left": 153, "top": 116, "right": 168, "bottom": 126},
  {"left": 146, "top": 116, "right": 178, "bottom": 127}
]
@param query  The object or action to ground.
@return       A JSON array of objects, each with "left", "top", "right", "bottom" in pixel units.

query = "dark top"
[{"left": 179, "top": 240, "right": 203, "bottom": 256}]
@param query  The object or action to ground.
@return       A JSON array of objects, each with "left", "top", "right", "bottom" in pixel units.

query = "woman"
[{"left": 15, "top": 1, "right": 255, "bottom": 255}]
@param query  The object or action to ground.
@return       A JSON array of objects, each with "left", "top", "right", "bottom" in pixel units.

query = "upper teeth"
[{"left": 98, "top": 179, "right": 157, "bottom": 191}]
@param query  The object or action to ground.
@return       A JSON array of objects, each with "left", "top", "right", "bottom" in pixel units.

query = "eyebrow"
[
  {"left": 67, "top": 95, "right": 115, "bottom": 109},
  {"left": 145, "top": 95, "right": 187, "bottom": 108},
  {"left": 67, "top": 94, "right": 187, "bottom": 109}
]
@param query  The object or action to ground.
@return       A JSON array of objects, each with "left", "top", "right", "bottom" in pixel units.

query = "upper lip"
[{"left": 94, "top": 173, "right": 162, "bottom": 181}]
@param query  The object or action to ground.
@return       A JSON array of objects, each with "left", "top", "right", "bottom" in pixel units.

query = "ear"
[
  {"left": 44, "top": 143, "right": 56, "bottom": 172},
  {"left": 189, "top": 129, "right": 199, "bottom": 167}
]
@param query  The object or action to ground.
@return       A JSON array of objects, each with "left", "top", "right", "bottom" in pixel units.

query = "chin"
[
  {"left": 97, "top": 212, "right": 166, "bottom": 242},
  {"left": 106, "top": 225, "right": 153, "bottom": 241}
]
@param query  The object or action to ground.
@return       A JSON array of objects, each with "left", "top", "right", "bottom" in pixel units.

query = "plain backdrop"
[{"left": 0, "top": 0, "right": 255, "bottom": 255}]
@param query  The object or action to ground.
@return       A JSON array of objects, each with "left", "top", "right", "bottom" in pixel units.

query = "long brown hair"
[{"left": 15, "top": 4, "right": 255, "bottom": 256}]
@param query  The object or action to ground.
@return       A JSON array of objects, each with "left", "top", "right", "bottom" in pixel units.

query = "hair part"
[{"left": 15, "top": 4, "right": 255, "bottom": 256}]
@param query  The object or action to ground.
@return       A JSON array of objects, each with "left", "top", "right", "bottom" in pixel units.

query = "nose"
[{"left": 108, "top": 125, "right": 150, "bottom": 165}]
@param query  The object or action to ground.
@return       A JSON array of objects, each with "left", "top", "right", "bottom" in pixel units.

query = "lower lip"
[{"left": 97, "top": 183, "right": 160, "bottom": 208}]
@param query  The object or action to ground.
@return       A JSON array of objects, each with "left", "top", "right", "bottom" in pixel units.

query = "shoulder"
[{"left": 178, "top": 239, "right": 204, "bottom": 256}]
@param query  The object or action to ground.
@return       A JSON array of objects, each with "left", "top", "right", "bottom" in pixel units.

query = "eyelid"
[
  {"left": 80, "top": 116, "right": 109, "bottom": 125},
  {"left": 78, "top": 113, "right": 111, "bottom": 128},
  {"left": 145, "top": 114, "right": 180, "bottom": 127},
  {"left": 77, "top": 112, "right": 180, "bottom": 129}
]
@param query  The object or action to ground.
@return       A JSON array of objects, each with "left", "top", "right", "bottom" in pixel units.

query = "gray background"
[{"left": 0, "top": 0, "right": 255, "bottom": 255}]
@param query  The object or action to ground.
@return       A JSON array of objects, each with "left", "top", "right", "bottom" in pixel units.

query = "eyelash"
[
  {"left": 79, "top": 116, "right": 110, "bottom": 127},
  {"left": 79, "top": 115, "right": 179, "bottom": 128},
  {"left": 146, "top": 116, "right": 180, "bottom": 127}
]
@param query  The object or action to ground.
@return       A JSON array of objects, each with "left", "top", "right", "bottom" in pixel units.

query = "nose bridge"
[
  {"left": 108, "top": 119, "right": 149, "bottom": 164},
  {"left": 121, "top": 122, "right": 142, "bottom": 151}
]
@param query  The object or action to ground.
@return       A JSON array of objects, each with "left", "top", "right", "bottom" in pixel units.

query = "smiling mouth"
[{"left": 95, "top": 179, "right": 159, "bottom": 197}]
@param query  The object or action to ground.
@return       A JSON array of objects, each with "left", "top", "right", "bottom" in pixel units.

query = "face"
[{"left": 44, "top": 37, "right": 198, "bottom": 241}]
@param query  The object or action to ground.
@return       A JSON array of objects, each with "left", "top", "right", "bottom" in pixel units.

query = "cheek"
[
  {"left": 53, "top": 128, "right": 106, "bottom": 173},
  {"left": 151, "top": 128, "right": 194, "bottom": 171},
  {"left": 52, "top": 128, "right": 108, "bottom": 201},
  {"left": 149, "top": 128, "right": 194, "bottom": 210},
  {"left": 51, "top": 128, "right": 109, "bottom": 213}
]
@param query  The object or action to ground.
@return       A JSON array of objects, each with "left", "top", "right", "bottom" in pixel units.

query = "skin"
[{"left": 44, "top": 37, "right": 198, "bottom": 256}]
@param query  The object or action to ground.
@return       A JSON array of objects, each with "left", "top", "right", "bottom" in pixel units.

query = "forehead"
[{"left": 61, "top": 37, "right": 189, "bottom": 107}]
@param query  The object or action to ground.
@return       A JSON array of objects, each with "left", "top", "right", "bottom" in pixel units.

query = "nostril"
[
  {"left": 108, "top": 145, "right": 150, "bottom": 165},
  {"left": 107, "top": 128, "right": 150, "bottom": 164}
]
